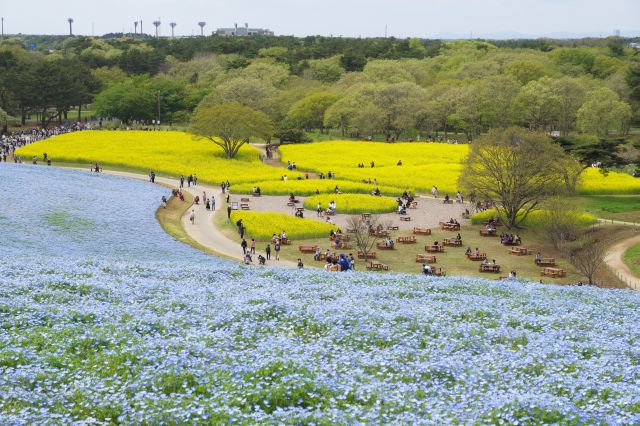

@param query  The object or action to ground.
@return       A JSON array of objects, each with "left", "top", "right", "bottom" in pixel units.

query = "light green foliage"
[
  {"left": 287, "top": 92, "right": 341, "bottom": 130},
  {"left": 577, "top": 88, "right": 632, "bottom": 136},
  {"left": 304, "top": 56, "right": 345, "bottom": 83}
]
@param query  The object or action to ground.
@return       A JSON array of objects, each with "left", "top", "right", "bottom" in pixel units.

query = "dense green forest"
[{"left": 1, "top": 34, "right": 639, "bottom": 144}]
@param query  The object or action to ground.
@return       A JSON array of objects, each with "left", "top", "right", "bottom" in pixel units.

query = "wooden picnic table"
[
  {"left": 425, "top": 245, "right": 445, "bottom": 253},
  {"left": 509, "top": 247, "right": 531, "bottom": 256},
  {"left": 416, "top": 254, "right": 436, "bottom": 263},
  {"left": 240, "top": 203, "right": 250, "bottom": 210},
  {"left": 299, "top": 245, "right": 318, "bottom": 253},
  {"left": 400, "top": 216, "right": 412, "bottom": 222},
  {"left": 331, "top": 241, "right": 349, "bottom": 249},
  {"left": 541, "top": 267, "right": 566, "bottom": 278},
  {"left": 467, "top": 252, "right": 487, "bottom": 261},
  {"left": 358, "top": 251, "right": 377, "bottom": 259},
  {"left": 366, "top": 261, "right": 389, "bottom": 271},
  {"left": 240, "top": 197, "right": 250, "bottom": 202},
  {"left": 443, "top": 238, "right": 462, "bottom": 247},
  {"left": 370, "top": 230, "right": 389, "bottom": 238},
  {"left": 376, "top": 242, "right": 395, "bottom": 250},
  {"left": 480, "top": 264, "right": 500, "bottom": 273},
  {"left": 387, "top": 225, "right": 400, "bottom": 231},
  {"left": 480, "top": 229, "right": 497, "bottom": 237},
  {"left": 535, "top": 257, "right": 556, "bottom": 267},
  {"left": 439, "top": 222, "right": 460, "bottom": 231},
  {"left": 430, "top": 267, "right": 445, "bottom": 277},
  {"left": 396, "top": 236, "right": 416, "bottom": 244},
  {"left": 413, "top": 227, "right": 431, "bottom": 235}
]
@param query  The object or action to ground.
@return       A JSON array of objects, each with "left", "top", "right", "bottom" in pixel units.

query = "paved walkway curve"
[
  {"left": 92, "top": 169, "right": 297, "bottom": 269},
  {"left": 603, "top": 233, "right": 640, "bottom": 290}
]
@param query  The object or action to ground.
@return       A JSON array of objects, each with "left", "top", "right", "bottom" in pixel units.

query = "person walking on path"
[
  {"left": 250, "top": 238, "right": 256, "bottom": 254},
  {"left": 180, "top": 175, "right": 184, "bottom": 188},
  {"left": 193, "top": 174, "right": 198, "bottom": 186},
  {"left": 239, "top": 225, "right": 245, "bottom": 240},
  {"left": 266, "top": 244, "right": 271, "bottom": 260},
  {"left": 189, "top": 209, "right": 195, "bottom": 224},
  {"left": 202, "top": 191, "right": 207, "bottom": 204},
  {"left": 149, "top": 171, "right": 155, "bottom": 183},
  {"left": 227, "top": 206, "right": 232, "bottom": 219},
  {"left": 187, "top": 175, "right": 193, "bottom": 187},
  {"left": 274, "top": 241, "right": 281, "bottom": 260},
  {"left": 211, "top": 196, "right": 216, "bottom": 211},
  {"left": 241, "top": 238, "right": 248, "bottom": 254}
]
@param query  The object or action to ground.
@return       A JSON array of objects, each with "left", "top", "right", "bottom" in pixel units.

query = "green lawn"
[
  {"left": 623, "top": 242, "right": 640, "bottom": 278},
  {"left": 575, "top": 195, "right": 640, "bottom": 223}
]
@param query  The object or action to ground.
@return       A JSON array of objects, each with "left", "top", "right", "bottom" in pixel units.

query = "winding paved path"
[
  {"left": 91, "top": 169, "right": 297, "bottom": 268},
  {"left": 603, "top": 232, "right": 640, "bottom": 290}
]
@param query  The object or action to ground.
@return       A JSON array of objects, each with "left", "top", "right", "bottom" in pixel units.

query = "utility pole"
[
  {"left": 68, "top": 18, "right": 74, "bottom": 36},
  {"left": 156, "top": 91, "right": 161, "bottom": 125},
  {"left": 170, "top": 22, "right": 176, "bottom": 38}
]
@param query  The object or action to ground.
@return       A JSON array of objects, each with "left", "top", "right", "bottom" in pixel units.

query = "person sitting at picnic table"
[
  {"left": 323, "top": 259, "right": 333, "bottom": 271},
  {"left": 492, "top": 259, "right": 497, "bottom": 265},
  {"left": 433, "top": 240, "right": 439, "bottom": 248},
  {"left": 314, "top": 247, "right": 322, "bottom": 261},
  {"left": 444, "top": 194, "right": 450, "bottom": 203},
  {"left": 514, "top": 234, "right": 522, "bottom": 245},
  {"left": 535, "top": 252, "right": 542, "bottom": 261},
  {"left": 423, "top": 264, "right": 432, "bottom": 275},
  {"left": 385, "top": 238, "right": 394, "bottom": 248},
  {"left": 465, "top": 247, "right": 472, "bottom": 256},
  {"left": 280, "top": 231, "right": 287, "bottom": 242},
  {"left": 256, "top": 187, "right": 261, "bottom": 195},
  {"left": 475, "top": 247, "right": 480, "bottom": 256},
  {"left": 272, "top": 233, "right": 279, "bottom": 243},
  {"left": 482, "top": 258, "right": 489, "bottom": 266},
  {"left": 486, "top": 223, "right": 496, "bottom": 232},
  {"left": 398, "top": 205, "right": 406, "bottom": 215},
  {"left": 455, "top": 233, "right": 462, "bottom": 241}
]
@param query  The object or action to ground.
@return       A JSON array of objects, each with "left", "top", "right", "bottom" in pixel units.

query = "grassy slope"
[
  {"left": 574, "top": 195, "right": 640, "bottom": 223},
  {"left": 623, "top": 243, "right": 640, "bottom": 278}
]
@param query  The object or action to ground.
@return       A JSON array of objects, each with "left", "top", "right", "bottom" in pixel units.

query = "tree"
[
  {"left": 514, "top": 77, "right": 560, "bottom": 130},
  {"left": 538, "top": 197, "right": 584, "bottom": 256},
  {"left": 304, "top": 56, "right": 345, "bottom": 83},
  {"left": 551, "top": 77, "right": 587, "bottom": 134},
  {"left": 346, "top": 215, "right": 379, "bottom": 261},
  {"left": 190, "top": 103, "right": 274, "bottom": 159},
  {"left": 569, "top": 233, "right": 608, "bottom": 285},
  {"left": 459, "top": 127, "right": 572, "bottom": 228},
  {"left": 577, "top": 88, "right": 632, "bottom": 136},
  {"left": 340, "top": 50, "right": 367, "bottom": 72},
  {"left": 286, "top": 92, "right": 341, "bottom": 132}
]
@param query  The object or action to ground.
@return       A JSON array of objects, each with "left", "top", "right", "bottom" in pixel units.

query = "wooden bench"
[
  {"left": 480, "top": 264, "right": 500, "bottom": 273},
  {"left": 430, "top": 267, "right": 446, "bottom": 277},
  {"left": 397, "top": 236, "right": 416, "bottom": 244},
  {"left": 425, "top": 245, "right": 445, "bottom": 253},
  {"left": 330, "top": 234, "right": 350, "bottom": 242},
  {"left": 358, "top": 251, "right": 377, "bottom": 259},
  {"left": 480, "top": 229, "right": 497, "bottom": 237},
  {"left": 387, "top": 225, "right": 400, "bottom": 231},
  {"left": 467, "top": 252, "right": 487, "bottom": 261},
  {"left": 416, "top": 254, "right": 436, "bottom": 263},
  {"left": 370, "top": 230, "right": 389, "bottom": 238},
  {"left": 400, "top": 216, "right": 412, "bottom": 222},
  {"left": 331, "top": 241, "right": 349, "bottom": 249},
  {"left": 541, "top": 267, "right": 566, "bottom": 278},
  {"left": 366, "top": 261, "right": 389, "bottom": 271},
  {"left": 240, "top": 197, "right": 250, "bottom": 202},
  {"left": 413, "top": 227, "right": 431, "bottom": 235},
  {"left": 443, "top": 238, "right": 462, "bottom": 247},
  {"left": 443, "top": 199, "right": 454, "bottom": 204},
  {"left": 376, "top": 242, "right": 395, "bottom": 250},
  {"left": 439, "top": 222, "right": 460, "bottom": 231},
  {"left": 509, "top": 247, "right": 531, "bottom": 256},
  {"left": 251, "top": 193, "right": 261, "bottom": 197},
  {"left": 280, "top": 239, "right": 292, "bottom": 245},
  {"left": 240, "top": 203, "right": 250, "bottom": 210},
  {"left": 299, "top": 245, "right": 318, "bottom": 253},
  {"left": 535, "top": 258, "right": 556, "bottom": 267},
  {"left": 502, "top": 241, "right": 521, "bottom": 246},
  {"left": 287, "top": 202, "right": 296, "bottom": 207}
]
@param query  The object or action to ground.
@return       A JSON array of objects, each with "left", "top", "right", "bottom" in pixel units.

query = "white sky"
[{"left": 2, "top": 0, "right": 639, "bottom": 38}]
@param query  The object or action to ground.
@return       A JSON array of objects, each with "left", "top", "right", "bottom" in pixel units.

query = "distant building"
[
  {"left": 629, "top": 42, "right": 640, "bottom": 49},
  {"left": 216, "top": 23, "right": 274, "bottom": 36}
]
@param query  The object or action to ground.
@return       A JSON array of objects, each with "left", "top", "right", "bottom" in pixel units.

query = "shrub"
[
  {"left": 230, "top": 211, "right": 336, "bottom": 240},
  {"left": 303, "top": 194, "right": 398, "bottom": 214}
]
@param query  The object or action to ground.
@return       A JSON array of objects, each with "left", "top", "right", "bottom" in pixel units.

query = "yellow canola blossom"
[
  {"left": 232, "top": 179, "right": 409, "bottom": 197},
  {"left": 281, "top": 141, "right": 640, "bottom": 195},
  {"left": 303, "top": 194, "right": 398, "bottom": 214},
  {"left": 230, "top": 211, "right": 336, "bottom": 241},
  {"left": 16, "top": 131, "right": 299, "bottom": 185}
]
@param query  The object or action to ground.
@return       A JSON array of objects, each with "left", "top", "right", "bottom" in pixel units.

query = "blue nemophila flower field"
[{"left": 1, "top": 164, "right": 639, "bottom": 424}]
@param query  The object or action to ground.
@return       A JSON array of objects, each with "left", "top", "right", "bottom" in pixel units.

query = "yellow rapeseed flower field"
[
  {"left": 230, "top": 211, "right": 336, "bottom": 240},
  {"left": 232, "top": 179, "right": 409, "bottom": 197},
  {"left": 303, "top": 194, "right": 398, "bottom": 214},
  {"left": 16, "top": 131, "right": 299, "bottom": 185},
  {"left": 280, "top": 141, "right": 640, "bottom": 195}
]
